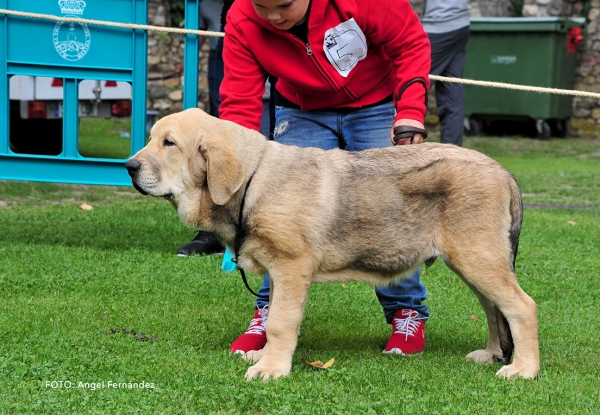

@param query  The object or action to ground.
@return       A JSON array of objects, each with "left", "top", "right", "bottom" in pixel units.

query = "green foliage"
[
  {"left": 510, "top": 0, "right": 524, "bottom": 17},
  {"left": 169, "top": 0, "right": 185, "bottom": 27},
  {"left": 581, "top": 0, "right": 593, "bottom": 20}
]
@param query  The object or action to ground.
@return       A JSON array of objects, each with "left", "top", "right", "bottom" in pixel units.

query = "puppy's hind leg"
[
  {"left": 461, "top": 281, "right": 514, "bottom": 364},
  {"left": 449, "top": 258, "right": 539, "bottom": 379},
  {"left": 461, "top": 281, "right": 504, "bottom": 364},
  {"left": 493, "top": 285, "right": 538, "bottom": 380}
]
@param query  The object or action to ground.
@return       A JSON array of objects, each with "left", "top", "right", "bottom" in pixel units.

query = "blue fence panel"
[{"left": 0, "top": 0, "right": 200, "bottom": 186}]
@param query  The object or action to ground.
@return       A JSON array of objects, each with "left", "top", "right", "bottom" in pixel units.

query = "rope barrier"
[
  {"left": 430, "top": 75, "right": 600, "bottom": 99},
  {"left": 0, "top": 8, "right": 224, "bottom": 37},
  {"left": 2, "top": 8, "right": 599, "bottom": 100}
]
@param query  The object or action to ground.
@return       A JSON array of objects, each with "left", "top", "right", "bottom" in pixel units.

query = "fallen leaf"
[
  {"left": 471, "top": 314, "right": 479, "bottom": 321},
  {"left": 79, "top": 203, "right": 93, "bottom": 211},
  {"left": 567, "top": 221, "right": 576, "bottom": 226},
  {"left": 301, "top": 357, "right": 335, "bottom": 369}
]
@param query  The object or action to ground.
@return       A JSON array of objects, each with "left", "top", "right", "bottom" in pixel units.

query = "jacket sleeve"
[
  {"left": 218, "top": 14, "right": 266, "bottom": 131},
  {"left": 365, "top": 0, "right": 431, "bottom": 123}
]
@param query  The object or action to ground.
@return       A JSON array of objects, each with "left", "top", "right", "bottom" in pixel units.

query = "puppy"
[{"left": 125, "top": 108, "right": 539, "bottom": 380}]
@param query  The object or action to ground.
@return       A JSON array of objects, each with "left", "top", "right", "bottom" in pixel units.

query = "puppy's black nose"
[{"left": 125, "top": 159, "right": 141, "bottom": 175}]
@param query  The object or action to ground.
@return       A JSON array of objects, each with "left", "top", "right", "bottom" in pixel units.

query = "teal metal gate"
[{"left": 0, "top": 0, "right": 200, "bottom": 186}]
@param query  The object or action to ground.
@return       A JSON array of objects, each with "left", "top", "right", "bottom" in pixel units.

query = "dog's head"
[{"left": 125, "top": 108, "right": 252, "bottom": 225}]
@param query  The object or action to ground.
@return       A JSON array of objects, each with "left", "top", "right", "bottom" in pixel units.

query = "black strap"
[
  {"left": 239, "top": 268, "right": 261, "bottom": 297},
  {"left": 393, "top": 77, "right": 429, "bottom": 145},
  {"left": 393, "top": 125, "right": 429, "bottom": 145},
  {"left": 233, "top": 174, "right": 260, "bottom": 297},
  {"left": 233, "top": 176, "right": 254, "bottom": 257},
  {"left": 394, "top": 77, "right": 429, "bottom": 108}
]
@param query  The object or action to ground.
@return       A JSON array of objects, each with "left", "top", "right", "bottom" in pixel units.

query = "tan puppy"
[{"left": 125, "top": 108, "right": 539, "bottom": 380}]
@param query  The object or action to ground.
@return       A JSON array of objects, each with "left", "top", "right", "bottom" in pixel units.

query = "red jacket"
[{"left": 219, "top": 0, "right": 431, "bottom": 131}]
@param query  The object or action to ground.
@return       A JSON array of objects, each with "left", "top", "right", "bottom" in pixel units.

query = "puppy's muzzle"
[{"left": 124, "top": 159, "right": 148, "bottom": 195}]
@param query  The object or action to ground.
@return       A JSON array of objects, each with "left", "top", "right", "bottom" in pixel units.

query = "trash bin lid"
[{"left": 470, "top": 17, "right": 586, "bottom": 33}]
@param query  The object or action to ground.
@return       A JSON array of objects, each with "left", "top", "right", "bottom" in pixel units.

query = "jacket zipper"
[
  {"left": 290, "top": 32, "right": 337, "bottom": 89},
  {"left": 305, "top": 43, "right": 313, "bottom": 56}
]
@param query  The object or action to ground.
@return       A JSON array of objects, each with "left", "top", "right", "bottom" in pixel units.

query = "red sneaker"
[
  {"left": 382, "top": 309, "right": 425, "bottom": 355},
  {"left": 230, "top": 307, "right": 268, "bottom": 355}
]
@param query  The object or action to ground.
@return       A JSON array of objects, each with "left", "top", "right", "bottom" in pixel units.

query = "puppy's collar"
[{"left": 233, "top": 174, "right": 254, "bottom": 259}]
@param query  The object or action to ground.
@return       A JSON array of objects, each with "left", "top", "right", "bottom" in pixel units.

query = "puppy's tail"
[
  {"left": 496, "top": 173, "right": 523, "bottom": 364},
  {"left": 495, "top": 307, "right": 514, "bottom": 364},
  {"left": 507, "top": 173, "right": 523, "bottom": 273}
]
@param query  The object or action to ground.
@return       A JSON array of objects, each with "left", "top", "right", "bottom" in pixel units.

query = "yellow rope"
[
  {"left": 2, "top": 8, "right": 599, "bottom": 99},
  {"left": 0, "top": 8, "right": 224, "bottom": 37},
  {"left": 430, "top": 75, "right": 600, "bottom": 99}
]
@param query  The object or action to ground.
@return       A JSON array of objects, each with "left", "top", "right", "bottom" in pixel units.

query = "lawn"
[
  {"left": 78, "top": 117, "right": 132, "bottom": 159},
  {"left": 0, "top": 133, "right": 599, "bottom": 413}
]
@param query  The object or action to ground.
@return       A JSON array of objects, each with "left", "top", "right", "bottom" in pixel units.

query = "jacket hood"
[{"left": 234, "top": 0, "right": 326, "bottom": 33}]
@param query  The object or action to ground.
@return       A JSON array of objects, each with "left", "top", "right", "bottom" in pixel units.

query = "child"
[{"left": 219, "top": 0, "right": 432, "bottom": 357}]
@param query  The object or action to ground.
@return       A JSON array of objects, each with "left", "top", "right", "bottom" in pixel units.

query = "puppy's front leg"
[{"left": 245, "top": 267, "right": 311, "bottom": 381}]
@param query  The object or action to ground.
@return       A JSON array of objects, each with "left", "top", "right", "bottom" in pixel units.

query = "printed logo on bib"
[{"left": 323, "top": 18, "right": 367, "bottom": 78}]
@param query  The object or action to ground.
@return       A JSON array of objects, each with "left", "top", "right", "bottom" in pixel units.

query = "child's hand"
[{"left": 390, "top": 119, "right": 426, "bottom": 145}]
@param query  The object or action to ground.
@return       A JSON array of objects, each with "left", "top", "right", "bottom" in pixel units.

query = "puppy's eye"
[{"left": 163, "top": 139, "right": 175, "bottom": 147}]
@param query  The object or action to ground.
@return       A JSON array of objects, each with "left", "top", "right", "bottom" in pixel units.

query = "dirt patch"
[
  {"left": 524, "top": 203, "right": 600, "bottom": 211},
  {"left": 109, "top": 327, "right": 159, "bottom": 343}
]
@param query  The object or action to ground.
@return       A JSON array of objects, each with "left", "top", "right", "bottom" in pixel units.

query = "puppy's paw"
[
  {"left": 242, "top": 349, "right": 265, "bottom": 363},
  {"left": 466, "top": 348, "right": 503, "bottom": 364},
  {"left": 496, "top": 363, "right": 539, "bottom": 380},
  {"left": 245, "top": 362, "right": 291, "bottom": 382}
]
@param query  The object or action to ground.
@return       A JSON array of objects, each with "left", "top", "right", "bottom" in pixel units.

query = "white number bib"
[{"left": 323, "top": 18, "right": 368, "bottom": 78}]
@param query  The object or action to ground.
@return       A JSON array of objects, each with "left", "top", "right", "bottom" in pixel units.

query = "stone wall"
[
  {"left": 147, "top": 1, "right": 210, "bottom": 118},
  {"left": 471, "top": 0, "right": 518, "bottom": 16},
  {"left": 410, "top": 0, "right": 516, "bottom": 19},
  {"left": 522, "top": 0, "right": 584, "bottom": 17},
  {"left": 570, "top": 1, "right": 600, "bottom": 136}
]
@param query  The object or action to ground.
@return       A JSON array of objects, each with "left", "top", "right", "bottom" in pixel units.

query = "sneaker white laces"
[
  {"left": 393, "top": 310, "right": 424, "bottom": 341},
  {"left": 245, "top": 307, "right": 268, "bottom": 335}
]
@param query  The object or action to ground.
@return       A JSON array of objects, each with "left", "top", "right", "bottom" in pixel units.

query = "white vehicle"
[{"left": 9, "top": 76, "right": 132, "bottom": 155}]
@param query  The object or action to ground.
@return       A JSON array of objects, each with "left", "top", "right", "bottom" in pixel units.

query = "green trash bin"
[{"left": 463, "top": 17, "right": 585, "bottom": 139}]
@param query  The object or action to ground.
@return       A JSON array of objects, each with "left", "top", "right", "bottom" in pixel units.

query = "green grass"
[
  {"left": 0, "top": 135, "right": 599, "bottom": 413},
  {"left": 461, "top": 135, "right": 600, "bottom": 207},
  {"left": 78, "top": 117, "right": 132, "bottom": 159}
]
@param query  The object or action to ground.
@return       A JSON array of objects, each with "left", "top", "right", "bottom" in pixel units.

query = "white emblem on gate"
[{"left": 53, "top": 1, "right": 91, "bottom": 62}]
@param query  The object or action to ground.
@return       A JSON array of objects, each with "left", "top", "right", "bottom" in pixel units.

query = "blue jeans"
[
  {"left": 254, "top": 102, "right": 429, "bottom": 324},
  {"left": 207, "top": 38, "right": 225, "bottom": 117}
]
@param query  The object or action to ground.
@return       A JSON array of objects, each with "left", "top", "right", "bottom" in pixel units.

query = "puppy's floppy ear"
[{"left": 202, "top": 136, "right": 245, "bottom": 205}]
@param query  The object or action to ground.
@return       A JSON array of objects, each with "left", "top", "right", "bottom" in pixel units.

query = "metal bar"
[
  {"left": 0, "top": 155, "right": 132, "bottom": 186},
  {"left": 183, "top": 0, "right": 199, "bottom": 110},
  {"left": 130, "top": 0, "right": 148, "bottom": 156},
  {"left": 0, "top": 0, "right": 8, "bottom": 155},
  {"left": 62, "top": 78, "right": 79, "bottom": 158},
  {"left": 6, "top": 63, "right": 134, "bottom": 82}
]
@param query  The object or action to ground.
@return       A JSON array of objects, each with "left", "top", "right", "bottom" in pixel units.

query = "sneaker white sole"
[
  {"left": 382, "top": 348, "right": 422, "bottom": 356},
  {"left": 176, "top": 252, "right": 224, "bottom": 257}
]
